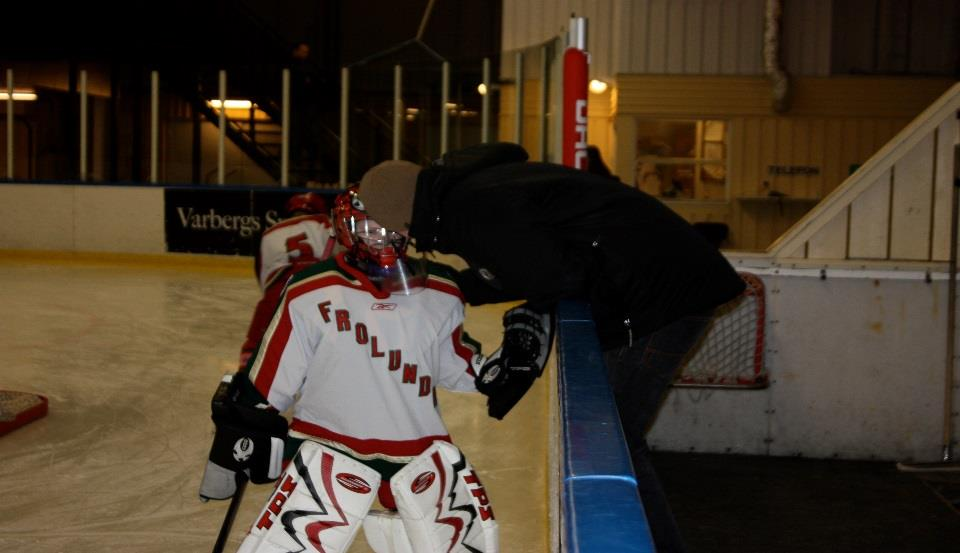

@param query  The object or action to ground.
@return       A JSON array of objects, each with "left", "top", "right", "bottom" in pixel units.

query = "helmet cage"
[{"left": 333, "top": 189, "right": 426, "bottom": 295}]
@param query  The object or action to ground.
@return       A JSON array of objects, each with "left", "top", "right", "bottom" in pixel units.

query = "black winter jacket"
[{"left": 409, "top": 143, "right": 745, "bottom": 350}]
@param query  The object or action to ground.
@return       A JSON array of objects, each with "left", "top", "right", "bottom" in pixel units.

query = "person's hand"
[
  {"left": 199, "top": 375, "right": 288, "bottom": 501},
  {"left": 474, "top": 305, "right": 554, "bottom": 419}
]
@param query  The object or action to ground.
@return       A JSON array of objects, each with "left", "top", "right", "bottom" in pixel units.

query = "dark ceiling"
[{"left": 0, "top": 0, "right": 501, "bottom": 70}]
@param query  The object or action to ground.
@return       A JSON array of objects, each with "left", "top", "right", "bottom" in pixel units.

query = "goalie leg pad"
[
  {"left": 389, "top": 441, "right": 499, "bottom": 553},
  {"left": 363, "top": 510, "right": 415, "bottom": 553},
  {"left": 236, "top": 440, "right": 381, "bottom": 553}
]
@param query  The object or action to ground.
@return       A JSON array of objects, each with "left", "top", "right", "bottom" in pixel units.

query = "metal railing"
[{"left": 0, "top": 57, "right": 500, "bottom": 189}]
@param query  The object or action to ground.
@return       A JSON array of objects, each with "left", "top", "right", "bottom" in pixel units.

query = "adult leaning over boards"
[{"left": 357, "top": 142, "right": 746, "bottom": 553}]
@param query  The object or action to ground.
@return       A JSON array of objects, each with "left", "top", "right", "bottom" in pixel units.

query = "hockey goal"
[{"left": 676, "top": 272, "right": 768, "bottom": 388}]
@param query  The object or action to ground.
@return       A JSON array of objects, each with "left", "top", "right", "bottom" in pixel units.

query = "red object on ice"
[{"left": 0, "top": 390, "right": 49, "bottom": 436}]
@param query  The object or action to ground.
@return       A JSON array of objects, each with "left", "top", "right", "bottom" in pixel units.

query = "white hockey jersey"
[
  {"left": 256, "top": 214, "right": 337, "bottom": 290},
  {"left": 246, "top": 253, "right": 481, "bottom": 464}
]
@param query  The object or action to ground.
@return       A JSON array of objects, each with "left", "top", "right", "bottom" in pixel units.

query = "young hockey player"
[
  {"left": 238, "top": 192, "right": 339, "bottom": 368},
  {"left": 200, "top": 186, "right": 549, "bottom": 552}
]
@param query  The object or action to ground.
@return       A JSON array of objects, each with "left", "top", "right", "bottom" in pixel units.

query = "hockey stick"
[{"left": 212, "top": 472, "right": 249, "bottom": 553}]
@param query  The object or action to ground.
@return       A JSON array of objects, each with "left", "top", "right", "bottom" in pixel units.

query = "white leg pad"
[
  {"left": 389, "top": 441, "right": 499, "bottom": 553},
  {"left": 236, "top": 440, "right": 380, "bottom": 553},
  {"left": 362, "top": 510, "right": 414, "bottom": 553}
]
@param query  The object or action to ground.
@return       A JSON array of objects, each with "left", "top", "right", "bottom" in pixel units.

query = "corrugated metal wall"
[
  {"left": 503, "top": 0, "right": 958, "bottom": 79},
  {"left": 782, "top": 0, "right": 833, "bottom": 77},
  {"left": 501, "top": 0, "right": 835, "bottom": 79},
  {"left": 831, "top": 0, "right": 960, "bottom": 76}
]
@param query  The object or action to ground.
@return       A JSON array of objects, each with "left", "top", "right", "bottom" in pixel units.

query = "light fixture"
[
  {"left": 589, "top": 79, "right": 608, "bottom": 94},
  {"left": 208, "top": 99, "right": 253, "bottom": 109},
  {"left": 477, "top": 83, "right": 488, "bottom": 95},
  {"left": 0, "top": 89, "right": 38, "bottom": 101}
]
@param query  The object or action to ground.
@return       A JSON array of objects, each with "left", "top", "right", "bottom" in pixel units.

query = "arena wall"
[
  {"left": 0, "top": 183, "right": 166, "bottom": 254},
  {"left": 0, "top": 180, "right": 955, "bottom": 463}
]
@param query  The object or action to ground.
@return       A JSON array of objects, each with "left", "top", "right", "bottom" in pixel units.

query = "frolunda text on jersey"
[{"left": 317, "top": 300, "right": 432, "bottom": 398}]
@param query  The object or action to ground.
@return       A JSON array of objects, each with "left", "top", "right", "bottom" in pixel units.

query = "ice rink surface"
[{"left": 0, "top": 255, "right": 550, "bottom": 553}]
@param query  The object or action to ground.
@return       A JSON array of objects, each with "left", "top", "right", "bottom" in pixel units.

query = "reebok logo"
[{"left": 371, "top": 303, "right": 397, "bottom": 311}]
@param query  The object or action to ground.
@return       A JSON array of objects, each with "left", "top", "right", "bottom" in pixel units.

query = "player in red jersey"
[{"left": 238, "top": 192, "right": 340, "bottom": 368}]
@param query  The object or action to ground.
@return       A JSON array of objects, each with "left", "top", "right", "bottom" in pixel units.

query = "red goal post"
[{"left": 676, "top": 272, "right": 768, "bottom": 388}]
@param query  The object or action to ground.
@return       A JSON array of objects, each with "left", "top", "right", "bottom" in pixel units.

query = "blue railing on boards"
[{"left": 557, "top": 300, "right": 655, "bottom": 553}]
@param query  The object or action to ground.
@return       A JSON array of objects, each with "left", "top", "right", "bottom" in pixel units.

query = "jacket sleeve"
[
  {"left": 454, "top": 268, "right": 524, "bottom": 306},
  {"left": 457, "top": 217, "right": 589, "bottom": 312}
]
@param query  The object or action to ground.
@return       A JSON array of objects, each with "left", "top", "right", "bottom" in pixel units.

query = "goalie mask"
[{"left": 334, "top": 188, "right": 426, "bottom": 295}]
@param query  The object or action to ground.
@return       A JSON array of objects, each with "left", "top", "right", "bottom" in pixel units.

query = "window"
[{"left": 634, "top": 119, "right": 727, "bottom": 200}]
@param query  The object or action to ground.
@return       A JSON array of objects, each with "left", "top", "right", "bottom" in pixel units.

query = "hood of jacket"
[{"left": 410, "top": 142, "right": 529, "bottom": 252}]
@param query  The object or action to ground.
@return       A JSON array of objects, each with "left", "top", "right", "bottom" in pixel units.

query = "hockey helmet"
[
  {"left": 333, "top": 188, "right": 426, "bottom": 295},
  {"left": 285, "top": 192, "right": 329, "bottom": 216}
]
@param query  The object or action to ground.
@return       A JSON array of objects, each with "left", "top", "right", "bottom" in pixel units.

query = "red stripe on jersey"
[
  {"left": 262, "top": 266, "right": 292, "bottom": 291},
  {"left": 251, "top": 270, "right": 369, "bottom": 396},
  {"left": 451, "top": 326, "right": 477, "bottom": 376},
  {"left": 320, "top": 236, "right": 336, "bottom": 260},
  {"left": 253, "top": 304, "right": 294, "bottom": 396},
  {"left": 291, "top": 419, "right": 451, "bottom": 458}
]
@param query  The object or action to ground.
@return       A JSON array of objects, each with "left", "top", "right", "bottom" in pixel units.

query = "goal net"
[{"left": 676, "top": 272, "right": 767, "bottom": 388}]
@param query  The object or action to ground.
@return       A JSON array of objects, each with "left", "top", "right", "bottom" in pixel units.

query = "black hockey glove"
[
  {"left": 475, "top": 305, "right": 554, "bottom": 420},
  {"left": 199, "top": 374, "right": 288, "bottom": 501}
]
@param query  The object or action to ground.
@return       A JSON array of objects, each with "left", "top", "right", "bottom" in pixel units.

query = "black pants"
[{"left": 603, "top": 311, "right": 713, "bottom": 553}]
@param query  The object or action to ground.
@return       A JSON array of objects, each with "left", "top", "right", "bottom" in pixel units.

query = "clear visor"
[
  {"left": 352, "top": 218, "right": 401, "bottom": 251},
  {"left": 344, "top": 216, "right": 427, "bottom": 295},
  {"left": 372, "top": 255, "right": 428, "bottom": 296}
]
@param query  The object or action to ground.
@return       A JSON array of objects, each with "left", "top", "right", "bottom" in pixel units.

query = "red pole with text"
[{"left": 562, "top": 17, "right": 589, "bottom": 169}]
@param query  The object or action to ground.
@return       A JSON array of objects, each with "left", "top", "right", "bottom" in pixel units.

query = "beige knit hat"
[{"left": 357, "top": 160, "right": 422, "bottom": 232}]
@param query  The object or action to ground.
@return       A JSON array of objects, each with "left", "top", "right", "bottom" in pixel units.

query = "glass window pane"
[
  {"left": 703, "top": 120, "right": 725, "bottom": 143},
  {"left": 635, "top": 118, "right": 727, "bottom": 201},
  {"left": 636, "top": 120, "right": 697, "bottom": 160}
]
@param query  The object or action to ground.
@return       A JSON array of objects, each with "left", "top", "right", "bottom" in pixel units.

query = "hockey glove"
[
  {"left": 199, "top": 374, "right": 288, "bottom": 501},
  {"left": 475, "top": 305, "right": 554, "bottom": 420}
]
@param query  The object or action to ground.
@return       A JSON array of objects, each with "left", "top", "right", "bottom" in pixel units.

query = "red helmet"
[
  {"left": 333, "top": 187, "right": 425, "bottom": 295},
  {"left": 285, "top": 192, "right": 328, "bottom": 216}
]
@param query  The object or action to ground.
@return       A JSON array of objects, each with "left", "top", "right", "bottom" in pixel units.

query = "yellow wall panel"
[
  {"left": 807, "top": 209, "right": 849, "bottom": 260},
  {"left": 808, "top": 119, "right": 827, "bottom": 199},
  {"left": 889, "top": 134, "right": 935, "bottom": 260},
  {"left": 849, "top": 171, "right": 892, "bottom": 259},
  {"left": 614, "top": 76, "right": 953, "bottom": 119},
  {"left": 822, "top": 119, "right": 846, "bottom": 197},
  {"left": 727, "top": 119, "right": 745, "bottom": 199},
  {"left": 770, "top": 118, "right": 795, "bottom": 195},
  {"left": 931, "top": 118, "right": 959, "bottom": 261}
]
